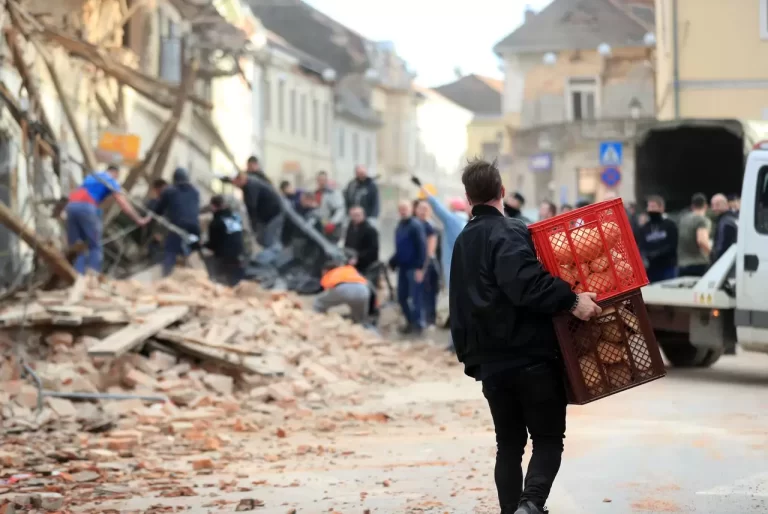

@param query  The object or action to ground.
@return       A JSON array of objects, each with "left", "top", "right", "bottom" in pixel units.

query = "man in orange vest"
[{"left": 314, "top": 259, "right": 373, "bottom": 324}]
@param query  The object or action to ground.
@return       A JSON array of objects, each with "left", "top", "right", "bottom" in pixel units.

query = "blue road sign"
[
  {"left": 599, "top": 141, "right": 623, "bottom": 167},
  {"left": 601, "top": 166, "right": 622, "bottom": 187}
]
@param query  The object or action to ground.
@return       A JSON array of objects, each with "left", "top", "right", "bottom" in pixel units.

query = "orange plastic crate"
[{"left": 529, "top": 198, "right": 648, "bottom": 302}]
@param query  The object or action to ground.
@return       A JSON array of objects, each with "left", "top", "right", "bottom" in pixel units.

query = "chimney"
[{"left": 524, "top": 5, "right": 536, "bottom": 23}]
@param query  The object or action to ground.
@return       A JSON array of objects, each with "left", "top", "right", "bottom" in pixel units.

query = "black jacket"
[
  {"left": 206, "top": 208, "right": 244, "bottom": 260},
  {"left": 711, "top": 210, "right": 738, "bottom": 264},
  {"left": 344, "top": 220, "right": 379, "bottom": 272},
  {"left": 639, "top": 214, "right": 678, "bottom": 272},
  {"left": 449, "top": 205, "right": 576, "bottom": 377},
  {"left": 153, "top": 181, "right": 200, "bottom": 234},
  {"left": 344, "top": 177, "right": 380, "bottom": 218},
  {"left": 241, "top": 176, "right": 282, "bottom": 226}
]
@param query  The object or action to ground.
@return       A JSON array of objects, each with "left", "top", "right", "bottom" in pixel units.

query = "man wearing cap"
[
  {"left": 246, "top": 155, "right": 271, "bottom": 184},
  {"left": 153, "top": 168, "right": 201, "bottom": 277},
  {"left": 66, "top": 164, "right": 150, "bottom": 274}
]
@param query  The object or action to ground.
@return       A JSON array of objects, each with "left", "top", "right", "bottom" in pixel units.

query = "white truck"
[{"left": 641, "top": 140, "right": 768, "bottom": 367}]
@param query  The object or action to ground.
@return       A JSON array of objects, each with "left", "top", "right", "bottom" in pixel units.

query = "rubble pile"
[{"left": 0, "top": 270, "right": 455, "bottom": 511}]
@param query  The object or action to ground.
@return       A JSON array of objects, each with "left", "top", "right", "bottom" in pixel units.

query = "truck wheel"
[
  {"left": 696, "top": 348, "right": 724, "bottom": 368},
  {"left": 657, "top": 330, "right": 714, "bottom": 367}
]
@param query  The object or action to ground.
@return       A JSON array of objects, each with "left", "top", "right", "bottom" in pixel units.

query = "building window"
[
  {"left": 264, "top": 79, "right": 271, "bottom": 125},
  {"left": 352, "top": 132, "right": 359, "bottom": 161},
  {"left": 289, "top": 89, "right": 296, "bottom": 134},
  {"left": 158, "top": 11, "right": 182, "bottom": 83},
  {"left": 277, "top": 80, "right": 285, "bottom": 131},
  {"left": 482, "top": 142, "right": 501, "bottom": 161},
  {"left": 365, "top": 137, "right": 372, "bottom": 167},
  {"left": 567, "top": 78, "right": 598, "bottom": 121},
  {"left": 338, "top": 126, "right": 345, "bottom": 158},
  {"left": 300, "top": 93, "right": 307, "bottom": 138},
  {"left": 312, "top": 99, "right": 319, "bottom": 142},
  {"left": 323, "top": 102, "right": 329, "bottom": 144},
  {"left": 761, "top": 0, "right": 768, "bottom": 40}
]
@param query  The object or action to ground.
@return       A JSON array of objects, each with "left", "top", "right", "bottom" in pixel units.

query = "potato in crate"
[
  {"left": 553, "top": 291, "right": 665, "bottom": 405},
  {"left": 529, "top": 198, "right": 648, "bottom": 302}
]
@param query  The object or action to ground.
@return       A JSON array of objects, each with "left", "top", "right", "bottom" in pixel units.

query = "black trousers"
[{"left": 482, "top": 361, "right": 567, "bottom": 510}]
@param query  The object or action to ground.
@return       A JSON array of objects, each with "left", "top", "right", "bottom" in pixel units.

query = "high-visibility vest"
[{"left": 320, "top": 265, "right": 368, "bottom": 290}]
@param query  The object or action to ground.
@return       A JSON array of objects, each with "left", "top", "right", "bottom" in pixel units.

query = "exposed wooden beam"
[
  {"left": 0, "top": 201, "right": 77, "bottom": 284},
  {"left": 94, "top": 0, "right": 149, "bottom": 46}
]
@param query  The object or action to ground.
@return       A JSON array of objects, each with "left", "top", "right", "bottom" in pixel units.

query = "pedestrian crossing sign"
[{"left": 599, "top": 141, "right": 623, "bottom": 167}]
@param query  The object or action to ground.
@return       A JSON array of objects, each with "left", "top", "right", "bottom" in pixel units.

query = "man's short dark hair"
[
  {"left": 107, "top": 164, "right": 119, "bottom": 173},
  {"left": 152, "top": 178, "right": 168, "bottom": 190},
  {"left": 317, "top": 170, "right": 327, "bottom": 177},
  {"left": 728, "top": 193, "right": 740, "bottom": 202},
  {"left": 691, "top": 193, "right": 707, "bottom": 209},
  {"left": 247, "top": 156, "right": 259, "bottom": 165},
  {"left": 561, "top": 203, "right": 573, "bottom": 211},
  {"left": 279, "top": 180, "right": 291, "bottom": 191},
  {"left": 576, "top": 200, "right": 591, "bottom": 209},
  {"left": 513, "top": 192, "right": 525, "bottom": 205},
  {"left": 461, "top": 159, "right": 503, "bottom": 205},
  {"left": 210, "top": 195, "right": 225, "bottom": 209},
  {"left": 646, "top": 194, "right": 665, "bottom": 208}
]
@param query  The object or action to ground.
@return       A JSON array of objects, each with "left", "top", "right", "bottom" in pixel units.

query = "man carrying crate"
[{"left": 449, "top": 159, "right": 601, "bottom": 514}]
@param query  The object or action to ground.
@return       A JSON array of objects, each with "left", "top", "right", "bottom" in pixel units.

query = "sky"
[{"left": 305, "top": 0, "right": 553, "bottom": 87}]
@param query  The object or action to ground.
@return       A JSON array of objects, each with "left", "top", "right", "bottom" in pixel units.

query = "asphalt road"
[{"left": 73, "top": 348, "right": 768, "bottom": 514}]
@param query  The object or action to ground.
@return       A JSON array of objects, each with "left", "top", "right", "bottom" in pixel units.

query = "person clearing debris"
[
  {"left": 449, "top": 159, "right": 601, "bottom": 514},
  {"left": 151, "top": 168, "right": 201, "bottom": 277},
  {"left": 314, "top": 258, "right": 374, "bottom": 325},
  {"left": 205, "top": 195, "right": 245, "bottom": 286},
  {"left": 65, "top": 164, "right": 150, "bottom": 274}
]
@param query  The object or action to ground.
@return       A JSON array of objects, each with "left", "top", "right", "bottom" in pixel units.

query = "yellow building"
[{"left": 655, "top": 0, "right": 768, "bottom": 120}]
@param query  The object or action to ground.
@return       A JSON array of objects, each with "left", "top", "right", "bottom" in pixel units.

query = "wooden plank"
[
  {"left": 156, "top": 331, "right": 285, "bottom": 376},
  {"left": 0, "top": 202, "right": 77, "bottom": 284},
  {"left": 88, "top": 306, "right": 189, "bottom": 357}
]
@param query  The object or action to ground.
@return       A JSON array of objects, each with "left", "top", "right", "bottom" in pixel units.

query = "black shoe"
[
  {"left": 398, "top": 324, "right": 414, "bottom": 335},
  {"left": 514, "top": 501, "right": 547, "bottom": 514}
]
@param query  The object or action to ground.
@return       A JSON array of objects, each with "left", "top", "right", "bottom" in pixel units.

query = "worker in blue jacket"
[
  {"left": 388, "top": 200, "right": 427, "bottom": 335},
  {"left": 153, "top": 168, "right": 201, "bottom": 277},
  {"left": 66, "top": 164, "right": 149, "bottom": 274}
]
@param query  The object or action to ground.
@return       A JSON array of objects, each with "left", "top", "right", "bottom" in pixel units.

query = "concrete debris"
[{"left": 0, "top": 269, "right": 455, "bottom": 511}]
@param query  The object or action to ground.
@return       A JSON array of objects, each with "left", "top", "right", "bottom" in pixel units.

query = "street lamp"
[
  {"left": 597, "top": 43, "right": 612, "bottom": 57},
  {"left": 643, "top": 32, "right": 656, "bottom": 47},
  {"left": 542, "top": 52, "right": 557, "bottom": 65},
  {"left": 322, "top": 68, "right": 337, "bottom": 83}
]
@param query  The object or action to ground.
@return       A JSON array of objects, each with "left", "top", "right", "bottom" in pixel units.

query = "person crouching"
[
  {"left": 314, "top": 259, "right": 372, "bottom": 324},
  {"left": 205, "top": 195, "right": 245, "bottom": 286}
]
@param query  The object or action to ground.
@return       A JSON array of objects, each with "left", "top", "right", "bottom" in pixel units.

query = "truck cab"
[{"left": 641, "top": 141, "right": 768, "bottom": 367}]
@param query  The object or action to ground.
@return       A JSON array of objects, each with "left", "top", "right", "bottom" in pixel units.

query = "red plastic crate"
[{"left": 529, "top": 198, "right": 648, "bottom": 302}]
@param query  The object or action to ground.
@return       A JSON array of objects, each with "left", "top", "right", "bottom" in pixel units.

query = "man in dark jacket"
[
  {"left": 205, "top": 195, "right": 245, "bottom": 286},
  {"left": 639, "top": 195, "right": 679, "bottom": 283},
  {"left": 503, "top": 191, "right": 531, "bottom": 223},
  {"left": 232, "top": 171, "right": 284, "bottom": 259},
  {"left": 389, "top": 200, "right": 427, "bottom": 335},
  {"left": 711, "top": 193, "right": 738, "bottom": 265},
  {"left": 246, "top": 155, "right": 271, "bottom": 184},
  {"left": 344, "top": 205, "right": 379, "bottom": 274},
  {"left": 344, "top": 165, "right": 380, "bottom": 228},
  {"left": 450, "top": 159, "right": 601, "bottom": 514},
  {"left": 153, "top": 168, "right": 201, "bottom": 277}
]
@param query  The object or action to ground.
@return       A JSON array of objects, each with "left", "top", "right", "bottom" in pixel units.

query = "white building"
[{"left": 333, "top": 88, "right": 381, "bottom": 186}]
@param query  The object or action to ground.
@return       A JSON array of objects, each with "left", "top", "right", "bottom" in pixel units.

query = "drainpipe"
[{"left": 672, "top": 0, "right": 680, "bottom": 119}]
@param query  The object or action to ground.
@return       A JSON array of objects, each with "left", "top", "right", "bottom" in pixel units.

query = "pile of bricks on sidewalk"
[{"left": 0, "top": 270, "right": 455, "bottom": 512}]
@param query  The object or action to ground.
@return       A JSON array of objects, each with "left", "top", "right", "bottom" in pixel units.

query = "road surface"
[{"left": 72, "top": 349, "right": 768, "bottom": 513}]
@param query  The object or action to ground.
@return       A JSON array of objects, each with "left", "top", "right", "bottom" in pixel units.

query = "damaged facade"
[{"left": 495, "top": 0, "right": 656, "bottom": 206}]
